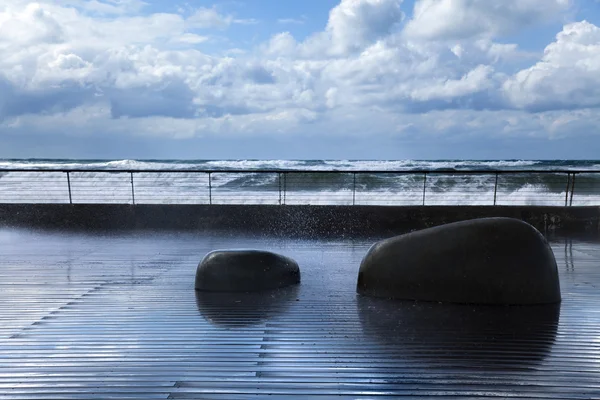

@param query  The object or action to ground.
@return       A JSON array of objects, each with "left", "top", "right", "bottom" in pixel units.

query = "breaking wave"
[{"left": 0, "top": 159, "right": 598, "bottom": 205}]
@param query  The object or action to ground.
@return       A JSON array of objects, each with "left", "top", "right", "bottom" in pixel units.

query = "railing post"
[
  {"left": 493, "top": 173, "right": 499, "bottom": 206},
  {"left": 278, "top": 173, "right": 282, "bottom": 205},
  {"left": 353, "top": 173, "right": 356, "bottom": 206},
  {"left": 570, "top": 173, "right": 576, "bottom": 207},
  {"left": 283, "top": 172, "right": 287, "bottom": 205},
  {"left": 422, "top": 173, "right": 427, "bottom": 206},
  {"left": 208, "top": 172, "right": 212, "bottom": 205},
  {"left": 66, "top": 171, "right": 72, "bottom": 205},
  {"left": 565, "top": 173, "right": 571, "bottom": 207},
  {"left": 130, "top": 172, "right": 135, "bottom": 205}
]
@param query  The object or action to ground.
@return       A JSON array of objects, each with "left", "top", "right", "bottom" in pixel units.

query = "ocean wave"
[
  {"left": 0, "top": 159, "right": 598, "bottom": 205},
  {"left": 2, "top": 158, "right": 599, "bottom": 172},
  {"left": 81, "top": 159, "right": 525, "bottom": 172},
  {"left": 0, "top": 169, "right": 597, "bottom": 205},
  {"left": 320, "top": 160, "right": 544, "bottom": 171}
]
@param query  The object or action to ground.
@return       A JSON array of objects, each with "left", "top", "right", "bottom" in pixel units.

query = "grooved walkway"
[{"left": 0, "top": 228, "right": 598, "bottom": 399}]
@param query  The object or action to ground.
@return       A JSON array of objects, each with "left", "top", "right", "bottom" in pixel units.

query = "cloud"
[
  {"left": 233, "top": 18, "right": 259, "bottom": 25},
  {"left": 325, "top": 0, "right": 405, "bottom": 54},
  {"left": 504, "top": 21, "right": 600, "bottom": 111},
  {"left": 264, "top": 32, "right": 298, "bottom": 55},
  {"left": 108, "top": 80, "right": 197, "bottom": 119},
  {"left": 0, "top": 76, "right": 95, "bottom": 118},
  {"left": 64, "top": 0, "right": 148, "bottom": 16},
  {"left": 404, "top": 0, "right": 571, "bottom": 41},
  {"left": 0, "top": 3, "right": 64, "bottom": 46},
  {"left": 186, "top": 6, "right": 258, "bottom": 30},
  {"left": 0, "top": 0, "right": 598, "bottom": 152},
  {"left": 278, "top": 17, "right": 305, "bottom": 25},
  {"left": 244, "top": 64, "right": 276, "bottom": 84},
  {"left": 408, "top": 65, "right": 494, "bottom": 101},
  {"left": 187, "top": 7, "right": 232, "bottom": 29},
  {"left": 172, "top": 33, "right": 208, "bottom": 45},
  {"left": 266, "top": 0, "right": 405, "bottom": 58}
]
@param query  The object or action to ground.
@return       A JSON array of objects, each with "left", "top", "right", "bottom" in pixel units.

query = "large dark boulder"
[
  {"left": 195, "top": 250, "right": 300, "bottom": 292},
  {"left": 357, "top": 217, "right": 561, "bottom": 305}
]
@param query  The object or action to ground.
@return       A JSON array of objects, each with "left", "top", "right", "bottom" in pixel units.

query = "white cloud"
[
  {"left": 233, "top": 18, "right": 259, "bottom": 25},
  {"left": 267, "top": 0, "right": 405, "bottom": 58},
  {"left": 0, "top": 0, "right": 597, "bottom": 149},
  {"left": 325, "top": 0, "right": 404, "bottom": 54},
  {"left": 186, "top": 6, "right": 257, "bottom": 30},
  {"left": 265, "top": 32, "right": 298, "bottom": 56},
  {"left": 278, "top": 17, "right": 305, "bottom": 25},
  {"left": 64, "top": 0, "right": 148, "bottom": 16},
  {"left": 504, "top": 21, "right": 600, "bottom": 111},
  {"left": 0, "top": 3, "right": 64, "bottom": 46},
  {"left": 404, "top": 0, "right": 571, "bottom": 41},
  {"left": 186, "top": 7, "right": 232, "bottom": 29},
  {"left": 408, "top": 65, "right": 494, "bottom": 101},
  {"left": 172, "top": 33, "right": 209, "bottom": 45}
]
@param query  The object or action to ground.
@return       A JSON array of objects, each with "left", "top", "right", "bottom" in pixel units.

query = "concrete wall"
[{"left": 0, "top": 204, "right": 598, "bottom": 237}]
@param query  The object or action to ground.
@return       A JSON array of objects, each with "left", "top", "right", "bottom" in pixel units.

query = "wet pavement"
[{"left": 0, "top": 228, "right": 599, "bottom": 399}]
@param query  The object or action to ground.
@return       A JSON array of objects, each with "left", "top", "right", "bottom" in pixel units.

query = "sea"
[{"left": 0, "top": 159, "right": 598, "bottom": 206}]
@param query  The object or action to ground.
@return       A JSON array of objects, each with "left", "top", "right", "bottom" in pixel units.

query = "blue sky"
[{"left": 1, "top": 0, "right": 600, "bottom": 159}]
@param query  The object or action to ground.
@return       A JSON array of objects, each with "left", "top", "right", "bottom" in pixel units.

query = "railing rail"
[
  {"left": 2, "top": 168, "right": 600, "bottom": 174},
  {"left": 0, "top": 168, "right": 598, "bottom": 206}
]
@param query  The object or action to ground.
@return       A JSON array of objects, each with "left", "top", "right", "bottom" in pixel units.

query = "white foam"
[
  {"left": 1, "top": 170, "right": 596, "bottom": 206},
  {"left": 0, "top": 159, "right": 559, "bottom": 172}
]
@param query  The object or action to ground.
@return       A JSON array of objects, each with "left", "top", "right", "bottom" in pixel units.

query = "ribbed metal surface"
[{"left": 0, "top": 229, "right": 599, "bottom": 399}]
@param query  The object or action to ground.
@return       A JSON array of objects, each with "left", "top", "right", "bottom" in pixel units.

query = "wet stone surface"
[
  {"left": 195, "top": 250, "right": 300, "bottom": 292},
  {"left": 358, "top": 218, "right": 561, "bottom": 305}
]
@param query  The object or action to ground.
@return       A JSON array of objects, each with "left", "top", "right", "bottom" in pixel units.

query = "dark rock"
[
  {"left": 357, "top": 217, "right": 561, "bottom": 305},
  {"left": 358, "top": 296, "right": 559, "bottom": 370},
  {"left": 195, "top": 250, "right": 300, "bottom": 292}
]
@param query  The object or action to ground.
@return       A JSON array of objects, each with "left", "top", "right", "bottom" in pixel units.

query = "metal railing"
[{"left": 0, "top": 168, "right": 599, "bottom": 206}]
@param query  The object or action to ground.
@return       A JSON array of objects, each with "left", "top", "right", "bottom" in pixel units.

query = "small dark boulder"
[
  {"left": 195, "top": 250, "right": 300, "bottom": 292},
  {"left": 357, "top": 217, "right": 561, "bottom": 305}
]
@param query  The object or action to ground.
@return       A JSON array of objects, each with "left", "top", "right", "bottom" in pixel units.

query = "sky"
[{"left": 1, "top": 0, "right": 600, "bottom": 160}]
